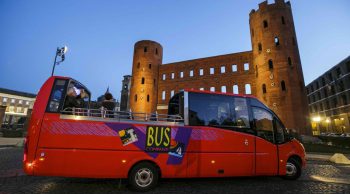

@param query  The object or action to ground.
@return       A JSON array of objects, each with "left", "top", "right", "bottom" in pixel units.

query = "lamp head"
[
  {"left": 57, "top": 46, "right": 68, "bottom": 56},
  {"left": 62, "top": 46, "right": 68, "bottom": 54},
  {"left": 312, "top": 116, "right": 321, "bottom": 122}
]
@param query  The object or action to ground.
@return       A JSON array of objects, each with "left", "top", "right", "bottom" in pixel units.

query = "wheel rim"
[
  {"left": 135, "top": 168, "right": 153, "bottom": 188},
  {"left": 286, "top": 162, "right": 297, "bottom": 176}
]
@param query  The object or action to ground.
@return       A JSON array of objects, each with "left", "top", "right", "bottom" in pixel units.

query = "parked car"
[{"left": 340, "top": 133, "right": 350, "bottom": 137}]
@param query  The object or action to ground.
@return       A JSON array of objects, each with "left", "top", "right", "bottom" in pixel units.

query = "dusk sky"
[{"left": 1, "top": 0, "right": 349, "bottom": 100}]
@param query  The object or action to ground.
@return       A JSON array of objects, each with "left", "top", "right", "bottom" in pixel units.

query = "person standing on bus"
[
  {"left": 101, "top": 92, "right": 116, "bottom": 118},
  {"left": 63, "top": 87, "right": 87, "bottom": 113}
]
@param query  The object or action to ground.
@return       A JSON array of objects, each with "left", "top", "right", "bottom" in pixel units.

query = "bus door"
[
  {"left": 274, "top": 118, "right": 294, "bottom": 175},
  {"left": 252, "top": 107, "right": 278, "bottom": 176}
]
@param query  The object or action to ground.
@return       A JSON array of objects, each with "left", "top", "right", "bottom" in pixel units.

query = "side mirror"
[
  {"left": 285, "top": 128, "right": 295, "bottom": 141},
  {"left": 286, "top": 133, "right": 295, "bottom": 141}
]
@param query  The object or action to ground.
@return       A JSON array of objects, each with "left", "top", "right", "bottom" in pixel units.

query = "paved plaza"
[{"left": 0, "top": 147, "right": 349, "bottom": 194}]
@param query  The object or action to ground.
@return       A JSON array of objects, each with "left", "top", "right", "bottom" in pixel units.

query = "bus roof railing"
[{"left": 61, "top": 108, "right": 184, "bottom": 123}]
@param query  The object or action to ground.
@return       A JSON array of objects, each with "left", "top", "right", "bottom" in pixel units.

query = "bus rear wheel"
[
  {"left": 284, "top": 158, "right": 301, "bottom": 180},
  {"left": 128, "top": 162, "right": 159, "bottom": 191}
]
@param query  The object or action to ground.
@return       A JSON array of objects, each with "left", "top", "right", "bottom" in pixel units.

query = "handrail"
[{"left": 61, "top": 107, "right": 184, "bottom": 123}]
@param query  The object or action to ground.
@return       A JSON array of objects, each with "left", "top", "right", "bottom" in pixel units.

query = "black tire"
[
  {"left": 128, "top": 162, "right": 159, "bottom": 192},
  {"left": 283, "top": 158, "right": 301, "bottom": 180}
]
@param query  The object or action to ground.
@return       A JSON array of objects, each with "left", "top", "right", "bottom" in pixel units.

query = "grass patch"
[{"left": 1, "top": 129, "right": 24, "bottom": 137}]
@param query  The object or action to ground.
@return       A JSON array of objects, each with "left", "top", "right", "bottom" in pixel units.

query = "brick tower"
[
  {"left": 129, "top": 40, "right": 163, "bottom": 114},
  {"left": 250, "top": 0, "right": 309, "bottom": 134}
]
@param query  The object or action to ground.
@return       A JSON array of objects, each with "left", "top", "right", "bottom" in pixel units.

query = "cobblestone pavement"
[{"left": 0, "top": 148, "right": 349, "bottom": 194}]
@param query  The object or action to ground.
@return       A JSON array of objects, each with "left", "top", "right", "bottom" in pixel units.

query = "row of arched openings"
[
  {"left": 262, "top": 80, "right": 286, "bottom": 94},
  {"left": 134, "top": 94, "right": 150, "bottom": 102}
]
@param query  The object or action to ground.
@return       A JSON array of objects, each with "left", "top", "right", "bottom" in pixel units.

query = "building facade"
[
  {"left": 120, "top": 75, "right": 132, "bottom": 111},
  {"left": 0, "top": 88, "right": 36, "bottom": 129},
  {"left": 128, "top": 0, "right": 310, "bottom": 134},
  {"left": 306, "top": 56, "right": 350, "bottom": 135}
]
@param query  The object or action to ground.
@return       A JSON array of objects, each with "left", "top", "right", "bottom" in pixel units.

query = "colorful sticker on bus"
[
  {"left": 166, "top": 127, "right": 192, "bottom": 165},
  {"left": 145, "top": 126, "right": 171, "bottom": 152},
  {"left": 105, "top": 123, "right": 193, "bottom": 165},
  {"left": 118, "top": 128, "right": 138, "bottom": 146},
  {"left": 168, "top": 141, "right": 185, "bottom": 158}
]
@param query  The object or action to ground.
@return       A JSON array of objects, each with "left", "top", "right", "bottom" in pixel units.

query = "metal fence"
[{"left": 61, "top": 108, "right": 184, "bottom": 123}]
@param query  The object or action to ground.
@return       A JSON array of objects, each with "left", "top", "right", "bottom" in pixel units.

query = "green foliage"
[
  {"left": 1, "top": 129, "right": 24, "bottom": 137},
  {"left": 303, "top": 143, "right": 350, "bottom": 154}
]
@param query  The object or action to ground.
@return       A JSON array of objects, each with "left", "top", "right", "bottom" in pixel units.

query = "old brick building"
[{"left": 128, "top": 0, "right": 310, "bottom": 134}]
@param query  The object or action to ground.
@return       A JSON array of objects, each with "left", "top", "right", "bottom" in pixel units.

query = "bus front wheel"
[
  {"left": 284, "top": 158, "right": 301, "bottom": 180},
  {"left": 128, "top": 162, "right": 159, "bottom": 191}
]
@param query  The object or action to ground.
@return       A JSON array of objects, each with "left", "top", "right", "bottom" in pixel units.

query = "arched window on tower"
[
  {"left": 281, "top": 80, "right": 286, "bottom": 91},
  {"left": 288, "top": 57, "right": 292, "bottom": 67},
  {"left": 268, "top": 59, "right": 273, "bottom": 70},
  {"left": 281, "top": 16, "right": 285, "bottom": 25},
  {"left": 251, "top": 28, "right": 254, "bottom": 37},
  {"left": 144, "top": 47, "right": 147, "bottom": 52},
  {"left": 149, "top": 64, "right": 152, "bottom": 69},
  {"left": 274, "top": 36, "right": 280, "bottom": 46},
  {"left": 137, "top": 62, "right": 140, "bottom": 68},
  {"left": 147, "top": 95, "right": 150, "bottom": 102},
  {"left": 245, "top": 84, "right": 251, "bottom": 94},
  {"left": 134, "top": 94, "right": 137, "bottom": 102},
  {"left": 141, "top": 77, "right": 145, "bottom": 84},
  {"left": 154, "top": 79, "right": 156, "bottom": 86},
  {"left": 258, "top": 43, "right": 262, "bottom": 52},
  {"left": 155, "top": 48, "right": 158, "bottom": 55},
  {"left": 262, "top": 84, "right": 267, "bottom": 94},
  {"left": 263, "top": 20, "right": 268, "bottom": 28}
]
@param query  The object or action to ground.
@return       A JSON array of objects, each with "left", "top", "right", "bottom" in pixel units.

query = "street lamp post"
[{"left": 51, "top": 46, "right": 68, "bottom": 76}]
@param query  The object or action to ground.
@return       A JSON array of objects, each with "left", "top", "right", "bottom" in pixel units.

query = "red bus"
[{"left": 23, "top": 76, "right": 306, "bottom": 191}]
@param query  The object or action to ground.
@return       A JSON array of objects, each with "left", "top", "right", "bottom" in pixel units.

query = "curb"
[
  {"left": 0, "top": 143, "right": 24, "bottom": 148},
  {"left": 0, "top": 145, "right": 17, "bottom": 148},
  {"left": 306, "top": 156, "right": 330, "bottom": 161}
]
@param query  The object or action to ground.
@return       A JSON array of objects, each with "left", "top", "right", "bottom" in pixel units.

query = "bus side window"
[
  {"left": 252, "top": 107, "right": 274, "bottom": 143},
  {"left": 233, "top": 97, "right": 250, "bottom": 128},
  {"left": 168, "top": 92, "right": 184, "bottom": 119},
  {"left": 188, "top": 93, "right": 253, "bottom": 133},
  {"left": 46, "top": 79, "right": 68, "bottom": 113},
  {"left": 275, "top": 119, "right": 285, "bottom": 144},
  {"left": 189, "top": 93, "right": 233, "bottom": 127}
]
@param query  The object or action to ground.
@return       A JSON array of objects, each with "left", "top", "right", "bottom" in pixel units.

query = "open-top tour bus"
[{"left": 23, "top": 76, "right": 306, "bottom": 191}]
